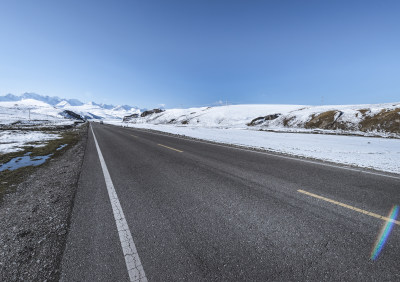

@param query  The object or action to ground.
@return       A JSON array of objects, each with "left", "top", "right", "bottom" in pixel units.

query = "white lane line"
[
  {"left": 91, "top": 125, "right": 147, "bottom": 282},
  {"left": 124, "top": 126, "right": 400, "bottom": 181}
]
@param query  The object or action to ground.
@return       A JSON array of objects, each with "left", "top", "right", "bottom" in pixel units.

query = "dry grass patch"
[
  {"left": 360, "top": 108, "right": 400, "bottom": 134},
  {"left": 282, "top": 116, "right": 296, "bottom": 127},
  {"left": 358, "top": 109, "right": 369, "bottom": 115},
  {"left": 305, "top": 110, "right": 339, "bottom": 129}
]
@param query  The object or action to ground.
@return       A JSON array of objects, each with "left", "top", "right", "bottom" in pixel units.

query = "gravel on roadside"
[{"left": 0, "top": 124, "right": 88, "bottom": 281}]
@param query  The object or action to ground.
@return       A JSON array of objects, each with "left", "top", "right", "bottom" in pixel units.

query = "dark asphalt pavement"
[{"left": 60, "top": 122, "right": 400, "bottom": 281}]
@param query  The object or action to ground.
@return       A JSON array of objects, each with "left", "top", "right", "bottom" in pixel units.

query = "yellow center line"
[
  {"left": 158, "top": 143, "right": 183, "bottom": 153},
  {"left": 131, "top": 134, "right": 138, "bottom": 138},
  {"left": 298, "top": 189, "right": 400, "bottom": 225}
]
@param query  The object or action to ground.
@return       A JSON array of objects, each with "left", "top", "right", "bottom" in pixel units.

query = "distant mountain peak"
[
  {"left": 56, "top": 100, "right": 71, "bottom": 108},
  {"left": 65, "top": 99, "right": 84, "bottom": 106},
  {"left": 113, "top": 105, "right": 137, "bottom": 111}
]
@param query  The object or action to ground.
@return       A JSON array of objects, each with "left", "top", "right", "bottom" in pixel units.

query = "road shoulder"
[{"left": 0, "top": 124, "right": 88, "bottom": 281}]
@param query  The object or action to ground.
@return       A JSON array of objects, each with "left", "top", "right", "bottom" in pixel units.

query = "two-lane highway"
[{"left": 60, "top": 122, "right": 400, "bottom": 281}]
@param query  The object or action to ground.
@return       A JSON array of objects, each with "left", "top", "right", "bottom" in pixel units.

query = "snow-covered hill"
[
  {"left": 123, "top": 102, "right": 400, "bottom": 137},
  {"left": 0, "top": 93, "right": 140, "bottom": 124}
]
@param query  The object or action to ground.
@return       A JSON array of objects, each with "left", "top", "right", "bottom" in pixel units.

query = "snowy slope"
[
  {"left": 125, "top": 103, "right": 400, "bottom": 137},
  {"left": 255, "top": 102, "right": 400, "bottom": 131},
  {"left": 131, "top": 105, "right": 304, "bottom": 128}
]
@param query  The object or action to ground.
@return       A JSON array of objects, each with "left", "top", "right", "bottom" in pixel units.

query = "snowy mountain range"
[
  {"left": 0, "top": 93, "right": 84, "bottom": 107},
  {"left": 0, "top": 93, "right": 141, "bottom": 122}
]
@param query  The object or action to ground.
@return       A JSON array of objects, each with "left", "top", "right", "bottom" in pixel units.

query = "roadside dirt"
[{"left": 0, "top": 124, "right": 88, "bottom": 281}]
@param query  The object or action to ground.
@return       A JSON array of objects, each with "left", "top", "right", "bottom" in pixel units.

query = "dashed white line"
[{"left": 91, "top": 125, "right": 147, "bottom": 282}]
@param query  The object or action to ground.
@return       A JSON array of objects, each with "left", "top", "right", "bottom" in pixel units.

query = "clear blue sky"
[{"left": 1, "top": 0, "right": 399, "bottom": 108}]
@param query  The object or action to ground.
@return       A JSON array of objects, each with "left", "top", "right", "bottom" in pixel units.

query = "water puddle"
[
  {"left": 0, "top": 152, "right": 53, "bottom": 172},
  {"left": 57, "top": 144, "right": 68, "bottom": 151}
]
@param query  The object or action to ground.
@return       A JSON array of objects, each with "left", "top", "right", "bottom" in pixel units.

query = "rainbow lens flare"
[{"left": 370, "top": 205, "right": 399, "bottom": 261}]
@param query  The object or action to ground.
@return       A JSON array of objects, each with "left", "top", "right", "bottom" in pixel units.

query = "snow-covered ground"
[
  {"left": 0, "top": 130, "right": 61, "bottom": 154},
  {"left": 0, "top": 99, "right": 68, "bottom": 125},
  {"left": 105, "top": 121, "right": 400, "bottom": 174}
]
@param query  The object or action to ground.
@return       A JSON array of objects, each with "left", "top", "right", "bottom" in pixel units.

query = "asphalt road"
[{"left": 60, "top": 122, "right": 400, "bottom": 281}]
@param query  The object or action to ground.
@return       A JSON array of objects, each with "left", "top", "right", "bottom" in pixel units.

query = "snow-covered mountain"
[
  {"left": 0, "top": 93, "right": 140, "bottom": 123},
  {"left": 58, "top": 101, "right": 140, "bottom": 120}
]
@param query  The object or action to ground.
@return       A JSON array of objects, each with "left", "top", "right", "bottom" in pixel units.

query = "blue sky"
[{"left": 0, "top": 0, "right": 399, "bottom": 108}]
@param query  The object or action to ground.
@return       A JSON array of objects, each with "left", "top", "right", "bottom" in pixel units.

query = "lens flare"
[{"left": 370, "top": 205, "right": 399, "bottom": 261}]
